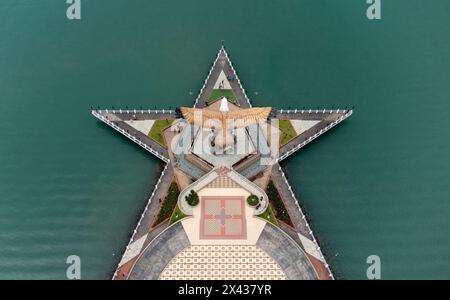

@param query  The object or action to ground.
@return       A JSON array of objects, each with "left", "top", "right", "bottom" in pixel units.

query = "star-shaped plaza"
[{"left": 92, "top": 47, "right": 352, "bottom": 280}]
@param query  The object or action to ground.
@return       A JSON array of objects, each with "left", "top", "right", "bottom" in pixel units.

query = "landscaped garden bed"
[
  {"left": 256, "top": 204, "right": 278, "bottom": 225},
  {"left": 207, "top": 89, "right": 237, "bottom": 104},
  {"left": 153, "top": 182, "right": 180, "bottom": 227},
  {"left": 277, "top": 119, "right": 297, "bottom": 145},
  {"left": 148, "top": 119, "right": 173, "bottom": 146}
]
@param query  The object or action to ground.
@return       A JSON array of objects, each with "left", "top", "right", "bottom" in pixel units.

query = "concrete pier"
[
  {"left": 194, "top": 47, "right": 251, "bottom": 109},
  {"left": 92, "top": 47, "right": 351, "bottom": 280},
  {"left": 277, "top": 110, "right": 353, "bottom": 161},
  {"left": 92, "top": 110, "right": 173, "bottom": 162},
  {"left": 112, "top": 163, "right": 175, "bottom": 280}
]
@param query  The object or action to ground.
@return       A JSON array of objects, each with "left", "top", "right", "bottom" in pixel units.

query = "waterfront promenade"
[
  {"left": 277, "top": 110, "right": 353, "bottom": 161},
  {"left": 92, "top": 46, "right": 351, "bottom": 280},
  {"left": 194, "top": 48, "right": 251, "bottom": 109}
]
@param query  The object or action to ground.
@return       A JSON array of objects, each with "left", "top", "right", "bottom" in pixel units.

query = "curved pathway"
[{"left": 128, "top": 222, "right": 190, "bottom": 280}]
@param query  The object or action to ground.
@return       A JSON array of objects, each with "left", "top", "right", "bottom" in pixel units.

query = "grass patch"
[
  {"left": 208, "top": 89, "right": 236, "bottom": 104},
  {"left": 148, "top": 119, "right": 173, "bottom": 146},
  {"left": 257, "top": 204, "right": 278, "bottom": 226},
  {"left": 169, "top": 204, "right": 187, "bottom": 225},
  {"left": 277, "top": 120, "right": 297, "bottom": 145},
  {"left": 266, "top": 180, "right": 293, "bottom": 226},
  {"left": 153, "top": 182, "right": 180, "bottom": 226}
]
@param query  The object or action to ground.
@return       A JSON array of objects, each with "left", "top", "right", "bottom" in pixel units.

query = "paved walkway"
[
  {"left": 93, "top": 110, "right": 172, "bottom": 162},
  {"left": 290, "top": 119, "right": 320, "bottom": 135},
  {"left": 279, "top": 119, "right": 329, "bottom": 158},
  {"left": 159, "top": 245, "right": 287, "bottom": 280},
  {"left": 271, "top": 163, "right": 313, "bottom": 240},
  {"left": 135, "top": 164, "right": 174, "bottom": 243},
  {"left": 92, "top": 48, "right": 351, "bottom": 280},
  {"left": 125, "top": 119, "right": 155, "bottom": 135},
  {"left": 112, "top": 120, "right": 169, "bottom": 160},
  {"left": 127, "top": 220, "right": 319, "bottom": 280},
  {"left": 128, "top": 222, "right": 190, "bottom": 280},
  {"left": 270, "top": 163, "right": 334, "bottom": 279},
  {"left": 113, "top": 163, "right": 175, "bottom": 279},
  {"left": 257, "top": 223, "right": 318, "bottom": 280},
  {"left": 277, "top": 110, "right": 352, "bottom": 160},
  {"left": 178, "top": 167, "right": 268, "bottom": 216}
]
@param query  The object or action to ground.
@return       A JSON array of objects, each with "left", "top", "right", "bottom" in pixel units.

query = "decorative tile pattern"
[
  {"left": 205, "top": 176, "right": 240, "bottom": 189},
  {"left": 159, "top": 245, "right": 286, "bottom": 280},
  {"left": 204, "top": 219, "right": 222, "bottom": 235},
  {"left": 204, "top": 199, "right": 221, "bottom": 215},
  {"left": 225, "top": 219, "right": 243, "bottom": 235},
  {"left": 200, "top": 196, "right": 246, "bottom": 239}
]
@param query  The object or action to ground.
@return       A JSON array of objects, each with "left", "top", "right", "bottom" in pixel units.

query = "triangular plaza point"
[{"left": 213, "top": 70, "right": 232, "bottom": 89}]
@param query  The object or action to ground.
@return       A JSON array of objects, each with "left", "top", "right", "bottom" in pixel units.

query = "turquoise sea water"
[{"left": 0, "top": 0, "right": 449, "bottom": 279}]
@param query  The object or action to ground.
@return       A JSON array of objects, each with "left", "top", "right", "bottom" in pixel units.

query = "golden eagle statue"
[{"left": 180, "top": 106, "right": 272, "bottom": 149}]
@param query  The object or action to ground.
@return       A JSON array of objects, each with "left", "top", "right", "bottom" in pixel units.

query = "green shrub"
[
  {"left": 185, "top": 190, "right": 199, "bottom": 207},
  {"left": 208, "top": 89, "right": 237, "bottom": 103}
]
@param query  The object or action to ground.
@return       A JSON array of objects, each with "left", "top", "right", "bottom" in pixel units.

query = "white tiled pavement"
[
  {"left": 118, "top": 233, "right": 148, "bottom": 267},
  {"left": 290, "top": 119, "right": 321, "bottom": 135},
  {"left": 125, "top": 119, "right": 155, "bottom": 135},
  {"left": 213, "top": 70, "right": 232, "bottom": 89},
  {"left": 159, "top": 245, "right": 286, "bottom": 280}
]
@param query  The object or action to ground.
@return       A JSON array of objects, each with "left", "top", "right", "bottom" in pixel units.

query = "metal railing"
[
  {"left": 277, "top": 110, "right": 353, "bottom": 162},
  {"left": 277, "top": 108, "right": 350, "bottom": 114},
  {"left": 193, "top": 48, "right": 222, "bottom": 107},
  {"left": 112, "top": 163, "right": 170, "bottom": 279},
  {"left": 92, "top": 110, "right": 170, "bottom": 163},
  {"left": 94, "top": 109, "right": 175, "bottom": 114},
  {"left": 222, "top": 47, "right": 252, "bottom": 108},
  {"left": 276, "top": 166, "right": 335, "bottom": 279}
]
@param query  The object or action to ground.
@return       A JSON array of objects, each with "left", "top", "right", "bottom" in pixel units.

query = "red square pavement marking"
[{"left": 200, "top": 196, "right": 247, "bottom": 239}]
